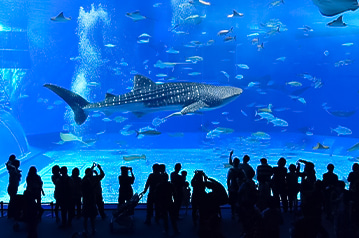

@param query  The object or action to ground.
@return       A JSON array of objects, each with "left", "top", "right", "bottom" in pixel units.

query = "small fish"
[
  {"left": 211, "top": 121, "right": 220, "bottom": 125},
  {"left": 126, "top": 11, "right": 146, "bottom": 22},
  {"left": 224, "top": 36, "right": 236, "bottom": 42},
  {"left": 286, "top": 81, "right": 302, "bottom": 87},
  {"left": 166, "top": 47, "right": 180, "bottom": 54},
  {"left": 235, "top": 74, "right": 244, "bottom": 80},
  {"left": 248, "top": 82, "right": 259, "bottom": 87},
  {"left": 153, "top": 3, "right": 162, "bottom": 7},
  {"left": 102, "top": 118, "right": 112, "bottom": 122},
  {"left": 186, "top": 56, "right": 203, "bottom": 63},
  {"left": 156, "top": 74, "right": 167, "bottom": 77},
  {"left": 313, "top": 143, "right": 329, "bottom": 150},
  {"left": 104, "top": 44, "right": 116, "bottom": 48},
  {"left": 331, "top": 125, "right": 352, "bottom": 136},
  {"left": 137, "top": 39, "right": 150, "bottom": 44},
  {"left": 114, "top": 116, "right": 128, "bottom": 123},
  {"left": 276, "top": 57, "right": 286, "bottom": 62},
  {"left": 189, "top": 0, "right": 211, "bottom": 6},
  {"left": 342, "top": 42, "right": 354, "bottom": 47},
  {"left": 227, "top": 9, "right": 244, "bottom": 18},
  {"left": 324, "top": 50, "right": 329, "bottom": 56},
  {"left": 236, "top": 64, "right": 249, "bottom": 69},
  {"left": 188, "top": 72, "right": 201, "bottom": 76},
  {"left": 217, "top": 27, "right": 233, "bottom": 36},
  {"left": 241, "top": 110, "right": 248, "bottom": 117},
  {"left": 306, "top": 131, "right": 314, "bottom": 136},
  {"left": 138, "top": 33, "right": 151, "bottom": 38},
  {"left": 257, "top": 43, "right": 264, "bottom": 51},
  {"left": 206, "top": 40, "right": 215, "bottom": 46},
  {"left": 136, "top": 129, "right": 161, "bottom": 137},
  {"left": 51, "top": 12, "right": 71, "bottom": 22},
  {"left": 130, "top": 70, "right": 139, "bottom": 75},
  {"left": 123, "top": 154, "right": 146, "bottom": 161},
  {"left": 251, "top": 131, "right": 271, "bottom": 140},
  {"left": 270, "top": 118, "right": 288, "bottom": 127}
]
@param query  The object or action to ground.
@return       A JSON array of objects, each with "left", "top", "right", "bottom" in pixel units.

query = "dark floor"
[{"left": 0, "top": 205, "right": 336, "bottom": 238}]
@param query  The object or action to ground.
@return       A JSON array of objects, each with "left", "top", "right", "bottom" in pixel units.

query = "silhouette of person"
[
  {"left": 26, "top": 166, "right": 44, "bottom": 217},
  {"left": 297, "top": 159, "right": 317, "bottom": 204},
  {"left": 142, "top": 163, "right": 162, "bottom": 225},
  {"left": 118, "top": 166, "right": 135, "bottom": 206},
  {"left": 256, "top": 158, "right": 273, "bottom": 210},
  {"left": 347, "top": 163, "right": 359, "bottom": 227},
  {"left": 71, "top": 167, "right": 82, "bottom": 218},
  {"left": 156, "top": 172, "right": 179, "bottom": 235},
  {"left": 271, "top": 157, "right": 288, "bottom": 212},
  {"left": 241, "top": 154, "right": 255, "bottom": 179},
  {"left": 170, "top": 163, "right": 185, "bottom": 219},
  {"left": 199, "top": 175, "right": 228, "bottom": 238},
  {"left": 6, "top": 154, "right": 21, "bottom": 218},
  {"left": 286, "top": 164, "right": 299, "bottom": 212},
  {"left": 51, "top": 165, "right": 61, "bottom": 223},
  {"left": 81, "top": 167, "right": 98, "bottom": 235},
  {"left": 181, "top": 171, "right": 191, "bottom": 215},
  {"left": 191, "top": 170, "right": 207, "bottom": 226},
  {"left": 261, "top": 196, "right": 282, "bottom": 238},
  {"left": 227, "top": 157, "right": 245, "bottom": 218},
  {"left": 57, "top": 166, "right": 74, "bottom": 228},
  {"left": 322, "top": 163, "right": 338, "bottom": 219},
  {"left": 91, "top": 163, "right": 106, "bottom": 219}
]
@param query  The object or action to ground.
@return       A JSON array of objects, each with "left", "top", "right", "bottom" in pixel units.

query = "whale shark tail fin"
[{"left": 44, "top": 84, "right": 89, "bottom": 125}]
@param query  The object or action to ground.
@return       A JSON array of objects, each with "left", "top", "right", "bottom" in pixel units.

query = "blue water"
[{"left": 1, "top": 0, "right": 359, "bottom": 203}]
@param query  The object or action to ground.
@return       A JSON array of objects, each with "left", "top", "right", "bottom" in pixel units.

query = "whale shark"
[{"left": 44, "top": 74, "right": 243, "bottom": 125}]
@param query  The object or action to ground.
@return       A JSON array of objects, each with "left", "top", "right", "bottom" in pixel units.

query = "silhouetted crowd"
[{"left": 4, "top": 152, "right": 359, "bottom": 238}]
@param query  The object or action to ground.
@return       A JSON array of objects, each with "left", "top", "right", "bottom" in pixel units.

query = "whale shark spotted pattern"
[{"left": 44, "top": 74, "right": 243, "bottom": 125}]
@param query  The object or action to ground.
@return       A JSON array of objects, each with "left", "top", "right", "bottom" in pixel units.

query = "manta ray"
[
  {"left": 44, "top": 74, "right": 242, "bottom": 125},
  {"left": 51, "top": 12, "right": 71, "bottom": 22},
  {"left": 312, "top": 0, "right": 359, "bottom": 16}
]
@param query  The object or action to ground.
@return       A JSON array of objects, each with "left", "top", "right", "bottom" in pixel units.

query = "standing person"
[
  {"left": 142, "top": 163, "right": 162, "bottom": 225},
  {"left": 256, "top": 158, "right": 273, "bottom": 210},
  {"left": 271, "top": 157, "right": 288, "bottom": 212},
  {"left": 191, "top": 170, "right": 207, "bottom": 226},
  {"left": 92, "top": 163, "right": 106, "bottom": 219},
  {"left": 118, "top": 166, "right": 135, "bottom": 206},
  {"left": 26, "top": 166, "right": 44, "bottom": 217},
  {"left": 286, "top": 164, "right": 300, "bottom": 212},
  {"left": 156, "top": 172, "right": 179, "bottom": 235},
  {"left": 170, "top": 163, "right": 185, "bottom": 220},
  {"left": 81, "top": 167, "right": 98, "bottom": 235},
  {"left": 241, "top": 154, "right": 255, "bottom": 179},
  {"left": 6, "top": 154, "right": 21, "bottom": 218},
  {"left": 322, "top": 163, "right": 338, "bottom": 219},
  {"left": 227, "top": 157, "right": 245, "bottom": 219},
  {"left": 71, "top": 167, "right": 82, "bottom": 218},
  {"left": 57, "top": 166, "right": 74, "bottom": 228},
  {"left": 51, "top": 165, "right": 61, "bottom": 223}
]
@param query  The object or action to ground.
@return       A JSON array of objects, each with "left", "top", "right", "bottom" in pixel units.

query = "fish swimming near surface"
[
  {"left": 327, "top": 15, "right": 347, "bottom": 27},
  {"left": 51, "top": 12, "right": 71, "bottom": 22},
  {"left": 44, "top": 75, "right": 243, "bottom": 125},
  {"left": 123, "top": 154, "right": 146, "bottom": 161},
  {"left": 313, "top": 142, "right": 330, "bottom": 150},
  {"left": 312, "top": 0, "right": 359, "bottom": 16}
]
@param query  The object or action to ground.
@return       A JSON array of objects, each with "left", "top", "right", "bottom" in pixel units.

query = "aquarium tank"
[{"left": 0, "top": 0, "right": 359, "bottom": 203}]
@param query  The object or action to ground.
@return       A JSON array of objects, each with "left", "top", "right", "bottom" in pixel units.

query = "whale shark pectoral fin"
[{"left": 181, "top": 100, "right": 209, "bottom": 115}]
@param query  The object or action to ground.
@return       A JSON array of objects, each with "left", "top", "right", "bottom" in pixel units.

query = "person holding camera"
[{"left": 118, "top": 166, "right": 135, "bottom": 206}]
